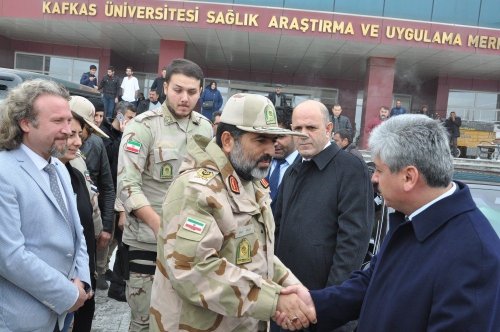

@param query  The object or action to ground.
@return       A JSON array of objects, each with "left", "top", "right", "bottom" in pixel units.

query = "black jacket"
[
  {"left": 267, "top": 92, "right": 288, "bottom": 108},
  {"left": 98, "top": 75, "right": 121, "bottom": 98},
  {"left": 274, "top": 144, "right": 374, "bottom": 290},
  {"left": 136, "top": 99, "right": 161, "bottom": 115},
  {"left": 445, "top": 116, "right": 462, "bottom": 138},
  {"left": 66, "top": 163, "right": 96, "bottom": 276},
  {"left": 100, "top": 120, "right": 122, "bottom": 189},
  {"left": 80, "top": 134, "right": 115, "bottom": 232},
  {"left": 151, "top": 76, "right": 166, "bottom": 103}
]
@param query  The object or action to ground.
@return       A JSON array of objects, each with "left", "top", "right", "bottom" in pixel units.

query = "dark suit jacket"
[
  {"left": 274, "top": 144, "right": 374, "bottom": 290},
  {"left": 267, "top": 92, "right": 288, "bottom": 108},
  {"left": 310, "top": 182, "right": 500, "bottom": 332}
]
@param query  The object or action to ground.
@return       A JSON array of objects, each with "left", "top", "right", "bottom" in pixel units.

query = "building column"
[
  {"left": 158, "top": 40, "right": 186, "bottom": 73},
  {"left": 360, "top": 57, "right": 395, "bottom": 149}
]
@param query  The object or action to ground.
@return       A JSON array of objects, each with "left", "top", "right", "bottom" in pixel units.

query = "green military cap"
[{"left": 220, "top": 93, "right": 305, "bottom": 136}]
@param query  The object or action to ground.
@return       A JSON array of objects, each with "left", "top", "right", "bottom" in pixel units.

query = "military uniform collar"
[
  {"left": 204, "top": 140, "right": 263, "bottom": 214},
  {"left": 162, "top": 103, "right": 202, "bottom": 127}
]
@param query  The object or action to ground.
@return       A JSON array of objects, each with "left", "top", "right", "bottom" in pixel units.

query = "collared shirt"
[
  {"left": 20, "top": 144, "right": 68, "bottom": 207},
  {"left": 268, "top": 150, "right": 298, "bottom": 185},
  {"left": 302, "top": 141, "right": 331, "bottom": 162},
  {"left": 408, "top": 182, "right": 457, "bottom": 221}
]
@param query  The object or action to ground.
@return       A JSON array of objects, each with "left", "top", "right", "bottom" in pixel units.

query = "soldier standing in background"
[{"left": 117, "top": 59, "right": 213, "bottom": 332}]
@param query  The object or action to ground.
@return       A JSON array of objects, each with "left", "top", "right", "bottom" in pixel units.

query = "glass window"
[
  {"left": 432, "top": 0, "right": 480, "bottom": 26},
  {"left": 335, "top": 0, "right": 384, "bottom": 16},
  {"left": 392, "top": 94, "right": 412, "bottom": 112},
  {"left": 448, "top": 90, "right": 500, "bottom": 121},
  {"left": 15, "top": 52, "right": 99, "bottom": 84},
  {"left": 285, "top": 0, "right": 333, "bottom": 12},
  {"left": 15, "top": 53, "right": 44, "bottom": 72},
  {"left": 384, "top": 0, "right": 433, "bottom": 21},
  {"left": 48, "top": 57, "right": 72, "bottom": 81},
  {"left": 479, "top": 0, "right": 500, "bottom": 29}
]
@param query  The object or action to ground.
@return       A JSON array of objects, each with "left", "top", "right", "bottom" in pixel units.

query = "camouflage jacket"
[
  {"left": 150, "top": 135, "right": 301, "bottom": 332},
  {"left": 117, "top": 104, "right": 212, "bottom": 251}
]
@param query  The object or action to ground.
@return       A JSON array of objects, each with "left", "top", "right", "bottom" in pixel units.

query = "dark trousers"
[{"left": 110, "top": 218, "right": 126, "bottom": 287}]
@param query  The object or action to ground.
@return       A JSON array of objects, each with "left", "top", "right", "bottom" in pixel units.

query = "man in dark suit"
[
  {"left": 268, "top": 85, "right": 288, "bottom": 109},
  {"left": 330, "top": 104, "right": 352, "bottom": 136},
  {"left": 276, "top": 115, "right": 500, "bottom": 332},
  {"left": 150, "top": 67, "right": 167, "bottom": 104},
  {"left": 444, "top": 111, "right": 462, "bottom": 157},
  {"left": 0, "top": 79, "right": 92, "bottom": 331},
  {"left": 273, "top": 100, "right": 374, "bottom": 331}
]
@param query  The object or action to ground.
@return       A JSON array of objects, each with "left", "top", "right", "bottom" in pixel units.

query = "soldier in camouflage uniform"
[
  {"left": 150, "top": 94, "right": 317, "bottom": 332},
  {"left": 117, "top": 59, "right": 212, "bottom": 332}
]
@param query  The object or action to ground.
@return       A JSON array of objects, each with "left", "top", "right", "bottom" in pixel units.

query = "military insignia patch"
[
  {"left": 260, "top": 178, "right": 269, "bottom": 189},
  {"left": 236, "top": 238, "right": 252, "bottom": 264},
  {"left": 196, "top": 169, "right": 216, "bottom": 180},
  {"left": 160, "top": 163, "right": 173, "bottom": 179},
  {"left": 183, "top": 217, "right": 206, "bottom": 234},
  {"left": 229, "top": 175, "right": 240, "bottom": 194},
  {"left": 125, "top": 140, "right": 141, "bottom": 154},
  {"left": 264, "top": 105, "right": 277, "bottom": 125}
]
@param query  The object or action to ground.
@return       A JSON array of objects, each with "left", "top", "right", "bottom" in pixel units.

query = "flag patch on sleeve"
[
  {"left": 182, "top": 217, "right": 207, "bottom": 234},
  {"left": 125, "top": 140, "right": 141, "bottom": 154}
]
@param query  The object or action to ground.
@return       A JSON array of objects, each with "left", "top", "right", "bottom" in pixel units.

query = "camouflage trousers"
[{"left": 126, "top": 272, "right": 154, "bottom": 332}]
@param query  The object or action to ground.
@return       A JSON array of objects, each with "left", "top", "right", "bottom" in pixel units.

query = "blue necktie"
[{"left": 269, "top": 159, "right": 286, "bottom": 200}]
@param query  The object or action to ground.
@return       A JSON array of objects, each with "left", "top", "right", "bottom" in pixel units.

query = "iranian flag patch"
[
  {"left": 125, "top": 140, "right": 141, "bottom": 154},
  {"left": 183, "top": 217, "right": 206, "bottom": 234}
]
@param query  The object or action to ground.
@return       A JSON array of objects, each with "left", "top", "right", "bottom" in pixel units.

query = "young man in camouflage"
[
  {"left": 150, "top": 94, "right": 317, "bottom": 332},
  {"left": 117, "top": 59, "right": 213, "bottom": 332}
]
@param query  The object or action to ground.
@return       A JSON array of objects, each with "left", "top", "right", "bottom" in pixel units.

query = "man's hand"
[
  {"left": 68, "top": 278, "right": 89, "bottom": 312},
  {"left": 118, "top": 211, "right": 126, "bottom": 231},
  {"left": 97, "top": 231, "right": 112, "bottom": 249},
  {"left": 274, "top": 285, "right": 317, "bottom": 330}
]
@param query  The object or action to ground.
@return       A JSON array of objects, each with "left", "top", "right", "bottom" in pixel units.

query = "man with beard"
[
  {"left": 0, "top": 79, "right": 92, "bottom": 331},
  {"left": 150, "top": 93, "right": 317, "bottom": 332},
  {"left": 118, "top": 59, "right": 212, "bottom": 332}
]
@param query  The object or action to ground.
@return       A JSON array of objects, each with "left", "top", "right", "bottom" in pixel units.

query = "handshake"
[{"left": 274, "top": 285, "right": 317, "bottom": 331}]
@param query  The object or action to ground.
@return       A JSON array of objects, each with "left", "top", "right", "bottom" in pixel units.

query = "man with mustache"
[
  {"left": 117, "top": 59, "right": 212, "bottom": 331},
  {"left": 150, "top": 93, "right": 316, "bottom": 332},
  {"left": 0, "top": 79, "right": 91, "bottom": 331}
]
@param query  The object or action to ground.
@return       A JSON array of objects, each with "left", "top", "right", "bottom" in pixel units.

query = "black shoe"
[
  {"left": 104, "top": 269, "right": 113, "bottom": 281},
  {"left": 96, "top": 275, "right": 109, "bottom": 290},
  {"left": 108, "top": 284, "right": 126, "bottom": 302}
]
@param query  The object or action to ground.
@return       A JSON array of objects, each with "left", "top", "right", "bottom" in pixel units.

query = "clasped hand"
[{"left": 274, "top": 285, "right": 317, "bottom": 331}]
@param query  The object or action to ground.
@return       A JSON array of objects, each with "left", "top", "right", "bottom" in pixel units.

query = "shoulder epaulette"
[{"left": 189, "top": 168, "right": 219, "bottom": 185}]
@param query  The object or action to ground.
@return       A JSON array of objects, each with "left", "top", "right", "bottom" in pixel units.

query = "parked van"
[{"left": 0, "top": 68, "right": 103, "bottom": 109}]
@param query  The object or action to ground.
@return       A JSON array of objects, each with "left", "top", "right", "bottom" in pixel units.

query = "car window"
[{"left": 468, "top": 186, "right": 500, "bottom": 237}]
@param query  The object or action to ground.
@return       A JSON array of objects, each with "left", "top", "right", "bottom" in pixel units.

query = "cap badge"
[{"left": 264, "top": 105, "right": 277, "bottom": 125}]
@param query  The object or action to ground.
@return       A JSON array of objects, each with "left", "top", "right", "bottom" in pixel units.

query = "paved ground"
[
  {"left": 90, "top": 250, "right": 130, "bottom": 332},
  {"left": 91, "top": 287, "right": 130, "bottom": 332}
]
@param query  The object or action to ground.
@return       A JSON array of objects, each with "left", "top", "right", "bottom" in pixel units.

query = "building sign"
[{"left": 36, "top": 1, "right": 500, "bottom": 52}]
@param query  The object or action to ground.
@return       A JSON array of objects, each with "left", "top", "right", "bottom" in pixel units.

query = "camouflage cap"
[
  {"left": 220, "top": 93, "right": 305, "bottom": 136},
  {"left": 69, "top": 96, "right": 109, "bottom": 138}
]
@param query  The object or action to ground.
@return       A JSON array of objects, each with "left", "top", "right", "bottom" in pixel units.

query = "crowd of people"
[{"left": 0, "top": 58, "right": 498, "bottom": 332}]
